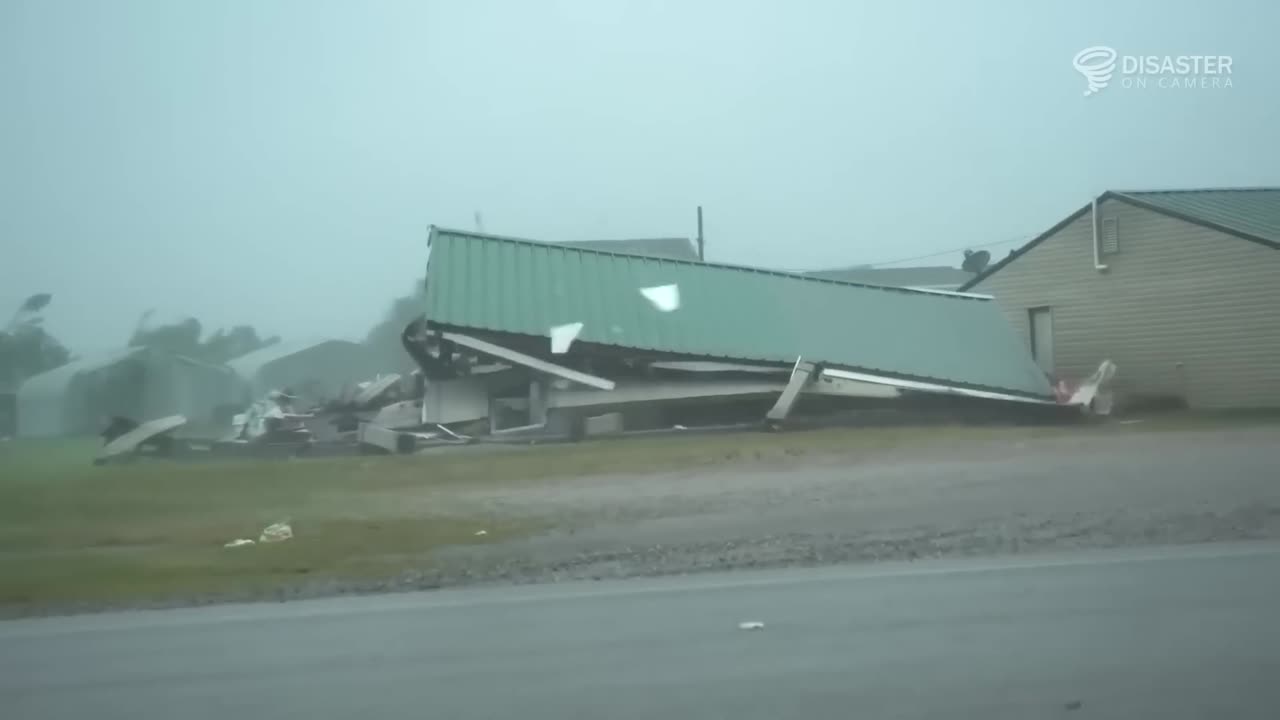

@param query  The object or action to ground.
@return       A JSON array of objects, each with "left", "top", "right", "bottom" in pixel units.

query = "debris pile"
[{"left": 82, "top": 229, "right": 1124, "bottom": 466}]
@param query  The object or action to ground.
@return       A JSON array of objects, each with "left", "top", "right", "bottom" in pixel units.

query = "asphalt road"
[{"left": 4, "top": 543, "right": 1280, "bottom": 719}]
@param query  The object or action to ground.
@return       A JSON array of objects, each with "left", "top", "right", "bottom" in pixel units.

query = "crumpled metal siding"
[{"left": 425, "top": 228, "right": 1055, "bottom": 398}]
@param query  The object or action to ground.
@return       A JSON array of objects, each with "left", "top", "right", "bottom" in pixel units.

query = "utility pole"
[{"left": 696, "top": 206, "right": 704, "bottom": 261}]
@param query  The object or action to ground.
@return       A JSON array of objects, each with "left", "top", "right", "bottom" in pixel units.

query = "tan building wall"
[{"left": 972, "top": 198, "right": 1280, "bottom": 409}]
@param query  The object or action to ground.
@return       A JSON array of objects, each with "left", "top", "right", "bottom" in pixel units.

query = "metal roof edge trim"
[
  {"left": 961, "top": 188, "right": 1280, "bottom": 291},
  {"left": 428, "top": 226, "right": 997, "bottom": 302},
  {"left": 900, "top": 287, "right": 994, "bottom": 299},
  {"left": 561, "top": 236, "right": 694, "bottom": 245},
  {"left": 16, "top": 346, "right": 149, "bottom": 398},
  {"left": 1112, "top": 186, "right": 1280, "bottom": 194}
]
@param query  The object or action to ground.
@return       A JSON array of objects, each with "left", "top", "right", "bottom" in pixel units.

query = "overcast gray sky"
[{"left": 3, "top": 0, "right": 1276, "bottom": 353}]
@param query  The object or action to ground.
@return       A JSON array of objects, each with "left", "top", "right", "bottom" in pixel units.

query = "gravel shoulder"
[
  {"left": 4, "top": 424, "right": 1279, "bottom": 616},
  {"left": 421, "top": 426, "right": 1280, "bottom": 586}
]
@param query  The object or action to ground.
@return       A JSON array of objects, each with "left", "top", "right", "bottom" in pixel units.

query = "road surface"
[{"left": 4, "top": 543, "right": 1280, "bottom": 719}]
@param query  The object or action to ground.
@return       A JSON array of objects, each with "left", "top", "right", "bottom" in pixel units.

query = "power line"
[{"left": 865, "top": 236, "right": 1029, "bottom": 268}]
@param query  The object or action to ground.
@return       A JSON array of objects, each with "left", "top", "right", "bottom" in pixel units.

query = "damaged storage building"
[
  {"left": 962, "top": 188, "right": 1280, "bottom": 409},
  {"left": 401, "top": 227, "right": 1058, "bottom": 438},
  {"left": 227, "top": 338, "right": 372, "bottom": 401},
  {"left": 16, "top": 346, "right": 246, "bottom": 438}
]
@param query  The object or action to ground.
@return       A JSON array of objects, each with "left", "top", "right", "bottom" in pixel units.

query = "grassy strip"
[{"left": 1, "top": 412, "right": 1275, "bottom": 610}]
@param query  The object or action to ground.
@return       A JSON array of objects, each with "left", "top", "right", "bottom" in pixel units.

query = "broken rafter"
[{"left": 440, "top": 332, "right": 617, "bottom": 391}]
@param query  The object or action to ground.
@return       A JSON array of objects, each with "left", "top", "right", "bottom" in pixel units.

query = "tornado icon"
[{"left": 1073, "top": 46, "right": 1117, "bottom": 96}]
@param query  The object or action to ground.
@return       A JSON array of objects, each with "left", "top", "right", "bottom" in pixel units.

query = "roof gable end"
[{"left": 960, "top": 188, "right": 1280, "bottom": 291}]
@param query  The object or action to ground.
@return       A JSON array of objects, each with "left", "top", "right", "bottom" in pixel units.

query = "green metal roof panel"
[
  {"left": 1118, "top": 188, "right": 1280, "bottom": 245},
  {"left": 424, "top": 228, "right": 1054, "bottom": 398}
]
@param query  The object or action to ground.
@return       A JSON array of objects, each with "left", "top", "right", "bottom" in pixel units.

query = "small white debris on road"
[
  {"left": 640, "top": 284, "right": 680, "bottom": 312},
  {"left": 549, "top": 322, "right": 585, "bottom": 354},
  {"left": 259, "top": 521, "right": 293, "bottom": 544},
  {"left": 737, "top": 621, "right": 765, "bottom": 631}
]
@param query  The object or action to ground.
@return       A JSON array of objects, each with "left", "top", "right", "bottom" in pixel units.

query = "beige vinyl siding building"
[{"left": 962, "top": 188, "right": 1280, "bottom": 410}]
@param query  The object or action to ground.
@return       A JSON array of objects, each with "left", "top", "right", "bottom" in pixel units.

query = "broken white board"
[
  {"left": 353, "top": 373, "right": 402, "bottom": 407},
  {"left": 96, "top": 415, "right": 188, "bottom": 462},
  {"left": 820, "top": 368, "right": 1056, "bottom": 405},
  {"left": 765, "top": 359, "right": 815, "bottom": 422},
  {"left": 442, "top": 332, "right": 616, "bottom": 391},
  {"left": 372, "top": 399, "right": 424, "bottom": 430},
  {"left": 639, "top": 284, "right": 680, "bottom": 312}
]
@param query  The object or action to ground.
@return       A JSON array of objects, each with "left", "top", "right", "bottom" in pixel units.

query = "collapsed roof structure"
[
  {"left": 397, "top": 227, "right": 1061, "bottom": 439},
  {"left": 227, "top": 338, "right": 372, "bottom": 401},
  {"left": 85, "top": 227, "right": 1113, "bottom": 463}
]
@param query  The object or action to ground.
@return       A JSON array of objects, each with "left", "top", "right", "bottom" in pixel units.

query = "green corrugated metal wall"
[{"left": 424, "top": 228, "right": 1054, "bottom": 398}]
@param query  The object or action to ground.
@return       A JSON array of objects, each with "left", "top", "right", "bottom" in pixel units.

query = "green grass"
[{"left": 1, "top": 411, "right": 1276, "bottom": 611}]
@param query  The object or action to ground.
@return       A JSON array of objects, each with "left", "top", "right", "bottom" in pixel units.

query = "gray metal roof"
[
  {"left": 555, "top": 237, "right": 700, "bottom": 261},
  {"left": 1117, "top": 188, "right": 1280, "bottom": 246},
  {"left": 17, "top": 347, "right": 145, "bottom": 401},
  {"left": 226, "top": 338, "right": 361, "bottom": 379},
  {"left": 805, "top": 265, "right": 975, "bottom": 289}
]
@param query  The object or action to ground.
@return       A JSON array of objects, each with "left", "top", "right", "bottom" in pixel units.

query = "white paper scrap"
[
  {"left": 549, "top": 322, "right": 585, "bottom": 354},
  {"left": 738, "top": 621, "right": 765, "bottom": 631},
  {"left": 640, "top": 284, "right": 680, "bottom": 312}
]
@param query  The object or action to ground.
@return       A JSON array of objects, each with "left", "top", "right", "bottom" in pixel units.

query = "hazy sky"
[{"left": 3, "top": 0, "right": 1276, "bottom": 353}]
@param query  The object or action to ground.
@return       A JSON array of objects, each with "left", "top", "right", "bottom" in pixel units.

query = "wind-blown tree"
[
  {"left": 1, "top": 293, "right": 69, "bottom": 389},
  {"left": 129, "top": 316, "right": 203, "bottom": 357},
  {"left": 0, "top": 325, "right": 71, "bottom": 387},
  {"left": 201, "top": 325, "right": 280, "bottom": 363},
  {"left": 128, "top": 313, "right": 278, "bottom": 363}
]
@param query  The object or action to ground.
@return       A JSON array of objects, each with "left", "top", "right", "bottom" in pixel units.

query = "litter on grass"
[
  {"left": 223, "top": 538, "right": 256, "bottom": 548},
  {"left": 474, "top": 530, "right": 488, "bottom": 536},
  {"left": 259, "top": 521, "right": 294, "bottom": 543}
]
